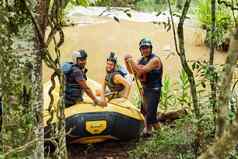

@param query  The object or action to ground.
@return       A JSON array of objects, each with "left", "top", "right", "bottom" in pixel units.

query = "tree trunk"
[
  {"left": 177, "top": 0, "right": 202, "bottom": 156},
  {"left": 177, "top": 0, "right": 200, "bottom": 121},
  {"left": 216, "top": 27, "right": 238, "bottom": 138},
  {"left": 199, "top": 27, "right": 238, "bottom": 159},
  {"left": 209, "top": 0, "right": 217, "bottom": 132},
  {"left": 0, "top": 1, "right": 44, "bottom": 158},
  {"left": 31, "top": 0, "right": 49, "bottom": 158}
]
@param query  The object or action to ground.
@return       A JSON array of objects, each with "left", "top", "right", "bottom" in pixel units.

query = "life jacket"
[
  {"left": 138, "top": 53, "right": 163, "bottom": 89},
  {"left": 61, "top": 62, "right": 87, "bottom": 106},
  {"left": 105, "top": 65, "right": 128, "bottom": 93}
]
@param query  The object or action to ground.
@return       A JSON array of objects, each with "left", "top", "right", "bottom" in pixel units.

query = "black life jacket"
[
  {"left": 105, "top": 69, "right": 125, "bottom": 93},
  {"left": 138, "top": 53, "right": 163, "bottom": 89},
  {"left": 62, "top": 62, "right": 87, "bottom": 106}
]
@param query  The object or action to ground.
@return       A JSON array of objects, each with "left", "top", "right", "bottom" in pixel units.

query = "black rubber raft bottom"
[{"left": 45, "top": 111, "right": 144, "bottom": 144}]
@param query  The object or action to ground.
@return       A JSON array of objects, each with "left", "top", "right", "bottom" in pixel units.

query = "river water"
[{"left": 44, "top": 7, "right": 227, "bottom": 88}]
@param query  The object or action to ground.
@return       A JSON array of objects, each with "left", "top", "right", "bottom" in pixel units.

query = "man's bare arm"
[
  {"left": 78, "top": 80, "right": 98, "bottom": 103},
  {"left": 113, "top": 74, "right": 131, "bottom": 98},
  {"left": 101, "top": 80, "right": 107, "bottom": 102},
  {"left": 127, "top": 57, "right": 161, "bottom": 76}
]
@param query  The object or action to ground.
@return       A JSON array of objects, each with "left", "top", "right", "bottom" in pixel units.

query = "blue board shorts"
[{"left": 141, "top": 87, "right": 161, "bottom": 125}]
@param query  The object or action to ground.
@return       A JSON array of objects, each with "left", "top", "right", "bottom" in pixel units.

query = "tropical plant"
[
  {"left": 176, "top": 70, "right": 192, "bottom": 107},
  {"left": 196, "top": 0, "right": 232, "bottom": 51},
  {"left": 160, "top": 76, "right": 175, "bottom": 111}
]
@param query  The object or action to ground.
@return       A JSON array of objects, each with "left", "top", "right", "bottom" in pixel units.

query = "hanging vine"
[{"left": 23, "top": 0, "right": 69, "bottom": 158}]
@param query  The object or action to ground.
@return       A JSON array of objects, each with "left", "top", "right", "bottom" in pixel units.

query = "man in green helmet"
[{"left": 124, "top": 38, "right": 163, "bottom": 137}]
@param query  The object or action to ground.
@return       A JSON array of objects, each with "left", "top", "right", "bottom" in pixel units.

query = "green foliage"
[
  {"left": 160, "top": 75, "right": 176, "bottom": 111},
  {"left": 176, "top": 70, "right": 191, "bottom": 107},
  {"left": 191, "top": 60, "right": 223, "bottom": 108},
  {"left": 156, "top": 72, "right": 192, "bottom": 112},
  {"left": 129, "top": 116, "right": 196, "bottom": 159},
  {"left": 94, "top": 0, "right": 135, "bottom": 7},
  {"left": 229, "top": 80, "right": 238, "bottom": 122},
  {"left": 67, "top": 0, "right": 91, "bottom": 7},
  {"left": 131, "top": 90, "right": 142, "bottom": 109},
  {"left": 0, "top": 1, "right": 39, "bottom": 157},
  {"left": 196, "top": 0, "right": 233, "bottom": 50},
  {"left": 63, "top": 0, "right": 92, "bottom": 17},
  {"left": 135, "top": 0, "right": 167, "bottom": 12},
  {"left": 229, "top": 148, "right": 238, "bottom": 159}
]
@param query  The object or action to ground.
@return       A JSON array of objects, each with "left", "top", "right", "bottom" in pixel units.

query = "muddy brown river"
[{"left": 44, "top": 17, "right": 226, "bottom": 84}]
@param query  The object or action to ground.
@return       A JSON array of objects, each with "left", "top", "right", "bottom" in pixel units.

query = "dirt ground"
[{"left": 68, "top": 140, "right": 136, "bottom": 159}]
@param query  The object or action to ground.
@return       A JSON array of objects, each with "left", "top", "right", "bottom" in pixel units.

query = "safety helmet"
[
  {"left": 139, "top": 38, "right": 153, "bottom": 49},
  {"left": 72, "top": 49, "right": 87, "bottom": 63},
  {"left": 107, "top": 52, "right": 117, "bottom": 64}
]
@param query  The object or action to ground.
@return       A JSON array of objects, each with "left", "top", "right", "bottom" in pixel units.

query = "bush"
[
  {"left": 134, "top": 0, "right": 168, "bottom": 12},
  {"left": 95, "top": 0, "right": 136, "bottom": 7},
  {"left": 129, "top": 116, "right": 196, "bottom": 159},
  {"left": 196, "top": 0, "right": 233, "bottom": 51}
]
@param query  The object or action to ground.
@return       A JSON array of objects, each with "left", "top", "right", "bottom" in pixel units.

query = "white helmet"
[{"left": 72, "top": 49, "right": 88, "bottom": 63}]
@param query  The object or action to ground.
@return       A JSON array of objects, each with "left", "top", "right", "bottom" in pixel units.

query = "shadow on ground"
[{"left": 68, "top": 139, "right": 139, "bottom": 159}]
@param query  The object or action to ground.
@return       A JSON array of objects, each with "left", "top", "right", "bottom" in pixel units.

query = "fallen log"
[{"left": 157, "top": 108, "right": 188, "bottom": 123}]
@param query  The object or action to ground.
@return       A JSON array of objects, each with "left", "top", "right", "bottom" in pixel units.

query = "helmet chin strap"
[
  {"left": 77, "top": 63, "right": 85, "bottom": 69},
  {"left": 106, "top": 65, "right": 116, "bottom": 73},
  {"left": 141, "top": 51, "right": 152, "bottom": 58}
]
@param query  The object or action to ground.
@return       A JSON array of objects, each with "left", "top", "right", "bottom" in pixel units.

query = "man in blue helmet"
[
  {"left": 63, "top": 49, "right": 106, "bottom": 107},
  {"left": 124, "top": 38, "right": 163, "bottom": 137}
]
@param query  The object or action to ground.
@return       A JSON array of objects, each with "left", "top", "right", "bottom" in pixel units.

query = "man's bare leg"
[{"left": 152, "top": 122, "right": 161, "bottom": 131}]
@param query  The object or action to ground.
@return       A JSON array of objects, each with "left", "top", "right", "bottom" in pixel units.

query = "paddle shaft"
[{"left": 127, "top": 60, "right": 144, "bottom": 98}]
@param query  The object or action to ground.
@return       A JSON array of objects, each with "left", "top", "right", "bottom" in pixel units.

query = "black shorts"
[{"left": 141, "top": 87, "right": 161, "bottom": 125}]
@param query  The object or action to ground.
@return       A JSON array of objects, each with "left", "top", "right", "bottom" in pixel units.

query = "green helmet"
[{"left": 139, "top": 38, "right": 153, "bottom": 49}]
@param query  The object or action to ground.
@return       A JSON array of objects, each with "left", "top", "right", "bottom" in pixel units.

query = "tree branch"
[
  {"left": 167, "top": 0, "right": 180, "bottom": 55},
  {"left": 22, "top": 0, "right": 45, "bottom": 44}
]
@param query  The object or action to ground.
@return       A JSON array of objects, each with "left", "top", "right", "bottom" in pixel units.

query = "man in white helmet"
[{"left": 63, "top": 49, "right": 106, "bottom": 107}]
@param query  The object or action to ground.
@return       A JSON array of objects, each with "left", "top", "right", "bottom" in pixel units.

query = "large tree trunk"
[
  {"left": 0, "top": 1, "right": 44, "bottom": 158},
  {"left": 199, "top": 27, "right": 238, "bottom": 159},
  {"left": 32, "top": 0, "right": 49, "bottom": 158},
  {"left": 216, "top": 27, "right": 238, "bottom": 138}
]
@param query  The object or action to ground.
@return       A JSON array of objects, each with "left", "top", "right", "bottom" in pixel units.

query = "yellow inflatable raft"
[{"left": 44, "top": 79, "right": 144, "bottom": 144}]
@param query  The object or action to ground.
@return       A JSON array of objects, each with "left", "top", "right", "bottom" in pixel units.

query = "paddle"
[{"left": 127, "top": 60, "right": 144, "bottom": 106}]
